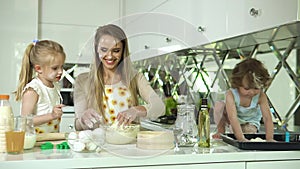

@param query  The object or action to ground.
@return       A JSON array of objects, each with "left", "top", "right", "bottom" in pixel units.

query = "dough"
[{"left": 250, "top": 137, "right": 266, "bottom": 142}]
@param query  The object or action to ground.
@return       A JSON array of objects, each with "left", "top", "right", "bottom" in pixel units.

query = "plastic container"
[{"left": 0, "top": 94, "right": 14, "bottom": 153}]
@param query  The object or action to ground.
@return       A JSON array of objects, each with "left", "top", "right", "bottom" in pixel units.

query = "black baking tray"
[{"left": 221, "top": 133, "right": 300, "bottom": 150}]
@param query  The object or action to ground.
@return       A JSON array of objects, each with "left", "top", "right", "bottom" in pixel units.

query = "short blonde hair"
[{"left": 230, "top": 58, "right": 271, "bottom": 89}]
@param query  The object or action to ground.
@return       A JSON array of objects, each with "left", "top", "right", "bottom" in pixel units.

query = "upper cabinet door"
[
  {"left": 194, "top": 0, "right": 298, "bottom": 42},
  {"left": 191, "top": 0, "right": 230, "bottom": 42},
  {"left": 228, "top": 0, "right": 298, "bottom": 38},
  {"left": 122, "top": 0, "right": 208, "bottom": 59}
]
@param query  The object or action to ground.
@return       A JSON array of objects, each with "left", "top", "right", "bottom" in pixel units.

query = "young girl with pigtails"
[{"left": 14, "top": 40, "right": 66, "bottom": 133}]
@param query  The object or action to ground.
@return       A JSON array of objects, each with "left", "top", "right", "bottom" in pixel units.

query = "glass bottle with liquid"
[
  {"left": 0, "top": 94, "right": 14, "bottom": 153},
  {"left": 198, "top": 98, "right": 210, "bottom": 148}
]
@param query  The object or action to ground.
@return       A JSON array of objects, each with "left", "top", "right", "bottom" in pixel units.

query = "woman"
[{"left": 74, "top": 24, "right": 165, "bottom": 130}]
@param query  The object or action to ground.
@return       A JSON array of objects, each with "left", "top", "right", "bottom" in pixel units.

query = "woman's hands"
[
  {"left": 117, "top": 106, "right": 146, "bottom": 126},
  {"left": 117, "top": 108, "right": 138, "bottom": 126},
  {"left": 76, "top": 106, "right": 146, "bottom": 130},
  {"left": 77, "top": 108, "right": 104, "bottom": 129}
]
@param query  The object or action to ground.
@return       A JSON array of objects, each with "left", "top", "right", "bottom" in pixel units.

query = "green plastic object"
[
  {"left": 40, "top": 141, "right": 70, "bottom": 150},
  {"left": 40, "top": 142, "right": 54, "bottom": 150},
  {"left": 56, "top": 142, "right": 70, "bottom": 149}
]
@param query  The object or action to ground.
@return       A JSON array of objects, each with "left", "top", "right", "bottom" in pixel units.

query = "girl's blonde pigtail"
[{"left": 14, "top": 43, "right": 34, "bottom": 101}]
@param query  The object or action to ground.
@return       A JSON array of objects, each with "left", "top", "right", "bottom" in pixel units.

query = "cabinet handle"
[
  {"left": 165, "top": 37, "right": 172, "bottom": 43},
  {"left": 144, "top": 45, "right": 150, "bottom": 49},
  {"left": 197, "top": 26, "right": 206, "bottom": 32},
  {"left": 249, "top": 8, "right": 261, "bottom": 17}
]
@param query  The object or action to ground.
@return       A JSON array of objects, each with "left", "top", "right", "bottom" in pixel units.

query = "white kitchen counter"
[
  {"left": 1, "top": 139, "right": 300, "bottom": 169},
  {"left": 1, "top": 120, "right": 300, "bottom": 169}
]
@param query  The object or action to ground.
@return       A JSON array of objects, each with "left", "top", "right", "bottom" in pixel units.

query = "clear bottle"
[
  {"left": 24, "top": 115, "right": 36, "bottom": 149},
  {"left": 198, "top": 98, "right": 210, "bottom": 148},
  {"left": 175, "top": 104, "right": 198, "bottom": 146},
  {"left": 0, "top": 94, "right": 14, "bottom": 153}
]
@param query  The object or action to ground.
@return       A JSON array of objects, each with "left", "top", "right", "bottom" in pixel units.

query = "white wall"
[{"left": 0, "top": 0, "right": 38, "bottom": 114}]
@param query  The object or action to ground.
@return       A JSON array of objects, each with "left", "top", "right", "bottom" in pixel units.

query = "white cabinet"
[
  {"left": 247, "top": 160, "right": 300, "bottom": 169},
  {"left": 194, "top": 0, "right": 298, "bottom": 41},
  {"left": 122, "top": 0, "right": 206, "bottom": 61},
  {"left": 190, "top": 0, "right": 231, "bottom": 42},
  {"left": 39, "top": 0, "right": 121, "bottom": 63},
  {"left": 123, "top": 0, "right": 299, "bottom": 48},
  {"left": 38, "top": 0, "right": 299, "bottom": 62},
  {"left": 128, "top": 34, "right": 185, "bottom": 61},
  {"left": 228, "top": 0, "right": 298, "bottom": 38},
  {"left": 125, "top": 162, "right": 245, "bottom": 169},
  {"left": 40, "top": 0, "right": 121, "bottom": 26},
  {"left": 60, "top": 113, "right": 75, "bottom": 133},
  {"left": 123, "top": 0, "right": 166, "bottom": 14}
]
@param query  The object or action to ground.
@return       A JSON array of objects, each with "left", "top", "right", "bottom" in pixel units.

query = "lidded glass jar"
[
  {"left": 24, "top": 115, "right": 36, "bottom": 149},
  {"left": 174, "top": 104, "right": 198, "bottom": 146},
  {"left": 0, "top": 94, "right": 14, "bottom": 153}
]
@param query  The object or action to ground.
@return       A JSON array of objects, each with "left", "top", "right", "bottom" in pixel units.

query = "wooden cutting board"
[
  {"left": 36, "top": 133, "right": 66, "bottom": 141},
  {"left": 35, "top": 140, "right": 66, "bottom": 147},
  {"left": 35, "top": 133, "right": 66, "bottom": 147}
]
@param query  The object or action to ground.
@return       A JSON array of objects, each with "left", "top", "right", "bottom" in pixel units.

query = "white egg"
[
  {"left": 68, "top": 139, "right": 75, "bottom": 145},
  {"left": 67, "top": 132, "right": 78, "bottom": 145},
  {"left": 95, "top": 147, "right": 102, "bottom": 153},
  {"left": 68, "top": 132, "right": 77, "bottom": 140},
  {"left": 86, "top": 142, "right": 97, "bottom": 151},
  {"left": 78, "top": 130, "right": 92, "bottom": 143},
  {"left": 73, "top": 141, "right": 85, "bottom": 152}
]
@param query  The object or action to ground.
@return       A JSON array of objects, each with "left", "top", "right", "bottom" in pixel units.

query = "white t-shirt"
[{"left": 23, "top": 78, "right": 62, "bottom": 133}]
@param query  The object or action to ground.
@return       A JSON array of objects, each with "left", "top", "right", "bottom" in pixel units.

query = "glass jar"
[
  {"left": 174, "top": 104, "right": 198, "bottom": 146},
  {"left": 24, "top": 115, "right": 36, "bottom": 149},
  {"left": 0, "top": 94, "right": 14, "bottom": 153}
]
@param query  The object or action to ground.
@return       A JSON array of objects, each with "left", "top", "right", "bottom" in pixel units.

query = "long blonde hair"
[
  {"left": 14, "top": 40, "right": 66, "bottom": 101},
  {"left": 87, "top": 24, "right": 138, "bottom": 119}
]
